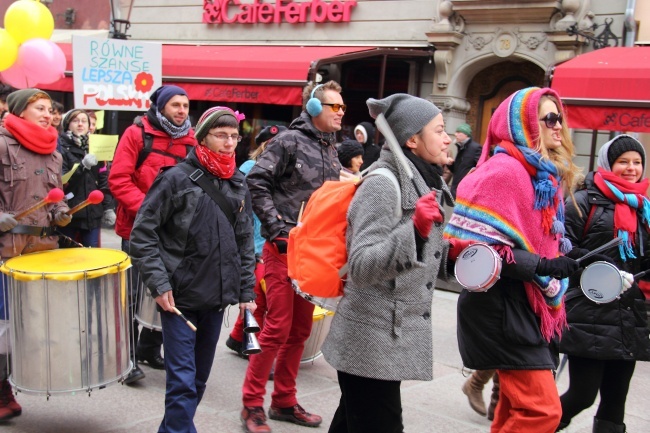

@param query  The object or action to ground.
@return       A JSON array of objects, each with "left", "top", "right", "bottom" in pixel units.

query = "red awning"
[
  {"left": 40, "top": 44, "right": 376, "bottom": 106},
  {"left": 551, "top": 46, "right": 650, "bottom": 132}
]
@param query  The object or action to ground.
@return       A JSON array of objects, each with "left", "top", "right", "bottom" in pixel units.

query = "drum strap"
[
  {"left": 177, "top": 163, "right": 236, "bottom": 228},
  {"left": 7, "top": 225, "right": 56, "bottom": 237}
]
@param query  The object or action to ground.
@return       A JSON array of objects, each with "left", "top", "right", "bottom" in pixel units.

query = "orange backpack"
[{"left": 287, "top": 168, "right": 401, "bottom": 299}]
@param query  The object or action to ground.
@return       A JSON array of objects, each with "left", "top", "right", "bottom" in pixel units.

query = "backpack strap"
[
  {"left": 134, "top": 118, "right": 186, "bottom": 169},
  {"left": 362, "top": 167, "right": 402, "bottom": 220},
  {"left": 338, "top": 167, "right": 402, "bottom": 278},
  {"left": 582, "top": 203, "right": 603, "bottom": 239},
  {"left": 177, "top": 162, "right": 236, "bottom": 228}
]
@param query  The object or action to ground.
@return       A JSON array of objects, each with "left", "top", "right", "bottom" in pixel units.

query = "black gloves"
[
  {"left": 566, "top": 248, "right": 589, "bottom": 260},
  {"left": 272, "top": 232, "right": 289, "bottom": 254},
  {"left": 566, "top": 247, "right": 616, "bottom": 267},
  {"left": 536, "top": 256, "right": 580, "bottom": 279}
]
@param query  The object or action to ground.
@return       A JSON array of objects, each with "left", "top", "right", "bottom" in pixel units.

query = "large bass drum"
[{"left": 0, "top": 248, "right": 132, "bottom": 395}]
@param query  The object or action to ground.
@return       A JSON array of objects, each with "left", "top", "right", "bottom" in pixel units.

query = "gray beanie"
[
  {"left": 597, "top": 134, "right": 646, "bottom": 172},
  {"left": 366, "top": 94, "right": 441, "bottom": 146},
  {"left": 7, "top": 88, "right": 51, "bottom": 116}
]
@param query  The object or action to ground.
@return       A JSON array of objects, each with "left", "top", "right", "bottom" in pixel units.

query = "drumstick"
[
  {"left": 575, "top": 238, "right": 624, "bottom": 264},
  {"left": 13, "top": 188, "right": 65, "bottom": 220},
  {"left": 171, "top": 306, "right": 197, "bottom": 332},
  {"left": 375, "top": 113, "right": 426, "bottom": 197},
  {"left": 66, "top": 190, "right": 104, "bottom": 215},
  {"left": 633, "top": 269, "right": 649, "bottom": 280}
]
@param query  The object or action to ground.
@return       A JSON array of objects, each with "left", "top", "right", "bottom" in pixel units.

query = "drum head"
[
  {"left": 580, "top": 261, "right": 622, "bottom": 304},
  {"left": 0, "top": 248, "right": 131, "bottom": 281},
  {"left": 454, "top": 243, "right": 500, "bottom": 290}
]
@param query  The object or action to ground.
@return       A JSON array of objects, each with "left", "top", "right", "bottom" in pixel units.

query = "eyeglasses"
[
  {"left": 539, "top": 112, "right": 563, "bottom": 129},
  {"left": 207, "top": 132, "right": 242, "bottom": 142},
  {"left": 322, "top": 103, "right": 347, "bottom": 113}
]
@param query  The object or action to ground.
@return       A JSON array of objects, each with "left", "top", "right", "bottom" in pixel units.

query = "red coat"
[{"left": 108, "top": 116, "right": 197, "bottom": 239}]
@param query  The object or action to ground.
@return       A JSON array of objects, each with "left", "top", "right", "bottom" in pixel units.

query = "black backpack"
[{"left": 133, "top": 116, "right": 191, "bottom": 169}]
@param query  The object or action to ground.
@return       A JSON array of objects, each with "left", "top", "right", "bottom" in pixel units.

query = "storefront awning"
[
  {"left": 550, "top": 46, "right": 650, "bottom": 132},
  {"left": 40, "top": 44, "right": 393, "bottom": 105}
]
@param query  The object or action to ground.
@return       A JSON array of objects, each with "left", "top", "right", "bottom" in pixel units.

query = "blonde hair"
[{"left": 536, "top": 95, "right": 582, "bottom": 211}]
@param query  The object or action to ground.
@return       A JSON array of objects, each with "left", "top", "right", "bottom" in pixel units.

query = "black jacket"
[
  {"left": 449, "top": 138, "right": 482, "bottom": 199},
  {"left": 457, "top": 249, "right": 558, "bottom": 370},
  {"left": 558, "top": 172, "right": 650, "bottom": 361},
  {"left": 246, "top": 111, "right": 341, "bottom": 240},
  {"left": 130, "top": 151, "right": 256, "bottom": 311},
  {"left": 357, "top": 121, "right": 381, "bottom": 171},
  {"left": 58, "top": 133, "right": 113, "bottom": 230}
]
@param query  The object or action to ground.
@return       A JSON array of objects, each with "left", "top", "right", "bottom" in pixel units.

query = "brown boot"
[
  {"left": 486, "top": 371, "right": 500, "bottom": 421},
  {"left": 462, "top": 369, "right": 495, "bottom": 416}
]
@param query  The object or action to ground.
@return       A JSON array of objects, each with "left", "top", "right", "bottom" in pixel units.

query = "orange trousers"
[{"left": 491, "top": 369, "right": 561, "bottom": 433}]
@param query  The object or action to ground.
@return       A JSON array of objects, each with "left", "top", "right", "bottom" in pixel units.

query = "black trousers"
[
  {"left": 329, "top": 370, "right": 403, "bottom": 433},
  {"left": 560, "top": 355, "right": 636, "bottom": 425}
]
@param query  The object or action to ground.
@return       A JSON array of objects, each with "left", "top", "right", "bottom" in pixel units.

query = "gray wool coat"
[{"left": 321, "top": 146, "right": 451, "bottom": 381}]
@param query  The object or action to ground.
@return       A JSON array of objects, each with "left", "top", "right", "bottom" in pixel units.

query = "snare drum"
[
  {"left": 292, "top": 280, "right": 340, "bottom": 312},
  {"left": 580, "top": 261, "right": 623, "bottom": 304},
  {"left": 0, "top": 248, "right": 132, "bottom": 395},
  {"left": 301, "top": 306, "right": 334, "bottom": 364},
  {"left": 135, "top": 279, "right": 161, "bottom": 331},
  {"left": 454, "top": 243, "right": 502, "bottom": 292}
]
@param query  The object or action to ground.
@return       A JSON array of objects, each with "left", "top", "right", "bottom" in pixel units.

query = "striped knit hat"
[
  {"left": 194, "top": 106, "right": 246, "bottom": 142},
  {"left": 485, "top": 87, "right": 563, "bottom": 150}
]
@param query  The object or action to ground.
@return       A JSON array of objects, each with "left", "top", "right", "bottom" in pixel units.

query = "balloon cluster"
[{"left": 0, "top": 0, "right": 66, "bottom": 88}]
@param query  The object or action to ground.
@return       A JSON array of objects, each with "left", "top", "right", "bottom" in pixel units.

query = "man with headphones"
[{"left": 241, "top": 81, "right": 344, "bottom": 432}]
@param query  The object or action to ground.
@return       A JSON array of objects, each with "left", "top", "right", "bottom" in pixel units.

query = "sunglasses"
[
  {"left": 322, "top": 103, "right": 347, "bottom": 113},
  {"left": 539, "top": 112, "right": 563, "bottom": 129}
]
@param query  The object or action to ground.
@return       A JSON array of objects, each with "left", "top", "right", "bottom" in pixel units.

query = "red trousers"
[
  {"left": 491, "top": 369, "right": 561, "bottom": 433},
  {"left": 242, "top": 242, "right": 314, "bottom": 408},
  {"left": 230, "top": 260, "right": 266, "bottom": 342}
]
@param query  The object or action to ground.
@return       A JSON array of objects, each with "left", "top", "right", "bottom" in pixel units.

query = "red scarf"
[
  {"left": 3, "top": 114, "right": 58, "bottom": 154},
  {"left": 195, "top": 144, "right": 235, "bottom": 179},
  {"left": 593, "top": 168, "right": 650, "bottom": 248}
]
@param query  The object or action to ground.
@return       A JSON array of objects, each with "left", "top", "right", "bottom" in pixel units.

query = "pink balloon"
[
  {"left": 16, "top": 38, "right": 65, "bottom": 85},
  {"left": 0, "top": 63, "right": 34, "bottom": 89}
]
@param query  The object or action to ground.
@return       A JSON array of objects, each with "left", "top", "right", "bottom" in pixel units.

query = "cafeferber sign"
[{"left": 203, "top": 0, "right": 357, "bottom": 24}]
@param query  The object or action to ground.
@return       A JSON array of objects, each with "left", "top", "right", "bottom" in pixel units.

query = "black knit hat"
[
  {"left": 337, "top": 139, "right": 364, "bottom": 169},
  {"left": 255, "top": 125, "right": 287, "bottom": 146},
  {"left": 607, "top": 135, "right": 645, "bottom": 170}
]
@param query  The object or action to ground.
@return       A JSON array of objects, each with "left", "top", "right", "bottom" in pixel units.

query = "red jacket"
[{"left": 108, "top": 116, "right": 197, "bottom": 239}]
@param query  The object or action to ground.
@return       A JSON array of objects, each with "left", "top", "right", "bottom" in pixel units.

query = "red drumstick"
[
  {"left": 14, "top": 188, "right": 65, "bottom": 220},
  {"left": 66, "top": 190, "right": 104, "bottom": 215}
]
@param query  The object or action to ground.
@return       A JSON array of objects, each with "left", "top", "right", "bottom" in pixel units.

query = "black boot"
[
  {"left": 593, "top": 417, "right": 626, "bottom": 433},
  {"left": 555, "top": 421, "right": 569, "bottom": 432}
]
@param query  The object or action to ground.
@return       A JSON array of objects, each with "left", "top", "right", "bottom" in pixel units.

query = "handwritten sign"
[
  {"left": 72, "top": 36, "right": 162, "bottom": 111},
  {"left": 89, "top": 135, "right": 119, "bottom": 161},
  {"left": 62, "top": 163, "right": 80, "bottom": 184}
]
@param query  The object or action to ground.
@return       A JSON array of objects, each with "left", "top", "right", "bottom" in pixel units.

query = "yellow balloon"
[
  {"left": 4, "top": 0, "right": 55, "bottom": 44},
  {"left": 0, "top": 28, "right": 19, "bottom": 71}
]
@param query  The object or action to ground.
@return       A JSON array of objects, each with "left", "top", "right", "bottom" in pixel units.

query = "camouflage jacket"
[{"left": 246, "top": 112, "right": 341, "bottom": 240}]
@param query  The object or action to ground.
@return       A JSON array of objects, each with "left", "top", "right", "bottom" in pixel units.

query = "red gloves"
[
  {"left": 412, "top": 191, "right": 443, "bottom": 239},
  {"left": 448, "top": 239, "right": 475, "bottom": 261}
]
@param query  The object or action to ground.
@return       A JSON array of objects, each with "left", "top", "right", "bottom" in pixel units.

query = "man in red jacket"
[{"left": 108, "top": 85, "right": 197, "bottom": 384}]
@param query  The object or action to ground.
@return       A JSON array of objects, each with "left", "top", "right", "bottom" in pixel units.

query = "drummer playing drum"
[{"left": 0, "top": 88, "right": 72, "bottom": 420}]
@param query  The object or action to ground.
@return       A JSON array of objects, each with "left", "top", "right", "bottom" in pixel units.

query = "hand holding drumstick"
[{"left": 155, "top": 290, "right": 197, "bottom": 332}]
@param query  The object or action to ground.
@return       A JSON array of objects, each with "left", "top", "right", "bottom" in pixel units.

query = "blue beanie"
[{"left": 150, "top": 85, "right": 188, "bottom": 110}]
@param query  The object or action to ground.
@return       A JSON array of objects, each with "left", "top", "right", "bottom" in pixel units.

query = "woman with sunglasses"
[
  {"left": 444, "top": 87, "right": 600, "bottom": 432},
  {"left": 556, "top": 135, "right": 650, "bottom": 433}
]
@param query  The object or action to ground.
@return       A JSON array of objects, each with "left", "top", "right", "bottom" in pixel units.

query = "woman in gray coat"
[{"left": 322, "top": 94, "right": 461, "bottom": 433}]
